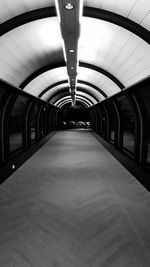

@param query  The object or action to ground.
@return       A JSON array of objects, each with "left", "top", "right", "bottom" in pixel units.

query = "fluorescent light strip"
[
  {"left": 55, "top": 0, "right": 61, "bottom": 23},
  {"left": 62, "top": 39, "right": 67, "bottom": 62},
  {"left": 79, "top": 0, "right": 84, "bottom": 24}
]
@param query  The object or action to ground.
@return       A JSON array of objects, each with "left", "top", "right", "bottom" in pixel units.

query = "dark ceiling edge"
[
  {"left": 77, "top": 87, "right": 99, "bottom": 102},
  {"left": 53, "top": 95, "right": 93, "bottom": 107},
  {"left": 0, "top": 6, "right": 149, "bottom": 45},
  {"left": 51, "top": 91, "right": 94, "bottom": 106},
  {"left": 38, "top": 80, "right": 68, "bottom": 97},
  {"left": 20, "top": 62, "right": 120, "bottom": 96},
  {"left": 20, "top": 62, "right": 66, "bottom": 89},
  {"left": 59, "top": 99, "right": 88, "bottom": 108},
  {"left": 0, "top": 7, "right": 56, "bottom": 36},
  {"left": 48, "top": 87, "right": 99, "bottom": 103},
  {"left": 84, "top": 7, "right": 150, "bottom": 44},
  {"left": 38, "top": 79, "right": 107, "bottom": 100},
  {"left": 80, "top": 62, "right": 124, "bottom": 89},
  {"left": 78, "top": 80, "right": 107, "bottom": 98}
]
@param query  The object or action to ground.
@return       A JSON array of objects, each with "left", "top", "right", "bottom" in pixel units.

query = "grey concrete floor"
[{"left": 0, "top": 129, "right": 150, "bottom": 267}]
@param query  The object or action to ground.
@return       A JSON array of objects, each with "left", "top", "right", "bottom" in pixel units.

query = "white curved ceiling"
[
  {"left": 24, "top": 67, "right": 68, "bottom": 96},
  {"left": 79, "top": 18, "right": 150, "bottom": 87},
  {"left": 23, "top": 66, "right": 120, "bottom": 97},
  {"left": 0, "top": 0, "right": 149, "bottom": 31},
  {"left": 51, "top": 90, "right": 97, "bottom": 105},
  {"left": 0, "top": 18, "right": 64, "bottom": 86},
  {"left": 77, "top": 67, "right": 121, "bottom": 96},
  {"left": 0, "top": 0, "right": 149, "bottom": 107},
  {"left": 58, "top": 99, "right": 89, "bottom": 108},
  {"left": 0, "top": 0, "right": 54, "bottom": 23},
  {"left": 84, "top": 0, "right": 150, "bottom": 31},
  {"left": 41, "top": 83, "right": 69, "bottom": 101},
  {"left": 77, "top": 83, "right": 105, "bottom": 101},
  {"left": 41, "top": 82, "right": 104, "bottom": 102},
  {"left": 54, "top": 95, "right": 92, "bottom": 107}
]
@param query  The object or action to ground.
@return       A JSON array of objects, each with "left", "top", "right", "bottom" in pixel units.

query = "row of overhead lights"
[
  {"left": 65, "top": 3, "right": 74, "bottom": 10},
  {"left": 64, "top": 1, "right": 77, "bottom": 92},
  {"left": 55, "top": 0, "right": 83, "bottom": 106}
]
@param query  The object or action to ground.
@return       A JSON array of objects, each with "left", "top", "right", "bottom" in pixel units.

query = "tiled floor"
[{"left": 0, "top": 130, "right": 150, "bottom": 266}]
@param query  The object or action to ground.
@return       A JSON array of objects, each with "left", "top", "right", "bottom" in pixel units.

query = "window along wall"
[
  {"left": 89, "top": 76, "right": 150, "bottom": 173},
  {"left": 0, "top": 79, "right": 59, "bottom": 175}
]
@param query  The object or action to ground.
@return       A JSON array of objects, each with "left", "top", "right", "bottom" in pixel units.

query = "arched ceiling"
[
  {"left": 47, "top": 87, "right": 99, "bottom": 104},
  {"left": 54, "top": 95, "right": 92, "bottom": 107},
  {"left": 50, "top": 90, "right": 97, "bottom": 105},
  {"left": 23, "top": 66, "right": 120, "bottom": 98},
  {"left": 41, "top": 82, "right": 104, "bottom": 103},
  {"left": 0, "top": 0, "right": 149, "bottom": 107},
  {"left": 58, "top": 99, "right": 88, "bottom": 108},
  {"left": 84, "top": 0, "right": 150, "bottom": 31},
  {"left": 0, "top": 18, "right": 64, "bottom": 85}
]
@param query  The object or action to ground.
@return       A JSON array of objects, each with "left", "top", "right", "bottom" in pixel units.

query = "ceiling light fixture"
[
  {"left": 65, "top": 3, "right": 74, "bottom": 10},
  {"left": 69, "top": 49, "right": 75, "bottom": 53}
]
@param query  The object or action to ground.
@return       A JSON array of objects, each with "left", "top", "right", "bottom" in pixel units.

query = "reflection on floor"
[{"left": 0, "top": 130, "right": 150, "bottom": 267}]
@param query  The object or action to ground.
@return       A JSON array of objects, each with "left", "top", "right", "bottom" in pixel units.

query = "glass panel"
[
  {"left": 40, "top": 106, "right": 46, "bottom": 137},
  {"left": 0, "top": 87, "right": 7, "bottom": 164},
  {"left": 137, "top": 85, "right": 150, "bottom": 164},
  {"left": 9, "top": 95, "right": 29, "bottom": 154},
  {"left": 101, "top": 107, "right": 107, "bottom": 138},
  {"left": 116, "top": 95, "right": 135, "bottom": 154},
  {"left": 106, "top": 103, "right": 115, "bottom": 143},
  {"left": 29, "top": 103, "right": 40, "bottom": 143}
]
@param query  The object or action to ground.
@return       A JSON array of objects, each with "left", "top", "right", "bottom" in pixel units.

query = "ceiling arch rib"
[
  {"left": 20, "top": 62, "right": 123, "bottom": 91},
  {"left": 0, "top": 1, "right": 55, "bottom": 24},
  {"left": 0, "top": 6, "right": 149, "bottom": 43},
  {"left": 48, "top": 88, "right": 98, "bottom": 105},
  {"left": 46, "top": 86, "right": 100, "bottom": 103},
  {"left": 20, "top": 63, "right": 66, "bottom": 90},
  {"left": 77, "top": 87, "right": 99, "bottom": 103},
  {"left": 78, "top": 67, "right": 121, "bottom": 96},
  {"left": 38, "top": 80, "right": 68, "bottom": 98},
  {"left": 77, "top": 84, "right": 104, "bottom": 102},
  {"left": 84, "top": 2, "right": 150, "bottom": 32},
  {"left": 54, "top": 95, "right": 92, "bottom": 108},
  {"left": 79, "top": 17, "right": 150, "bottom": 87},
  {"left": 59, "top": 99, "right": 88, "bottom": 108},
  {"left": 50, "top": 92, "right": 96, "bottom": 107},
  {"left": 0, "top": 4, "right": 149, "bottom": 104},
  {"left": 22, "top": 67, "right": 120, "bottom": 98},
  {"left": 53, "top": 94, "right": 93, "bottom": 106},
  {"left": 1, "top": 0, "right": 148, "bottom": 33},
  {"left": 39, "top": 80, "right": 104, "bottom": 102},
  {"left": 78, "top": 80, "right": 106, "bottom": 98},
  {"left": 83, "top": 7, "right": 150, "bottom": 44},
  {"left": 80, "top": 62, "right": 124, "bottom": 89},
  {"left": 0, "top": 15, "right": 148, "bottom": 95},
  {"left": 0, "top": 18, "right": 64, "bottom": 86}
]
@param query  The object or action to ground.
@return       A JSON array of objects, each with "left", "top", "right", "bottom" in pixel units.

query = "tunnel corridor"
[
  {"left": 0, "top": 129, "right": 150, "bottom": 266},
  {"left": 0, "top": 0, "right": 150, "bottom": 266}
]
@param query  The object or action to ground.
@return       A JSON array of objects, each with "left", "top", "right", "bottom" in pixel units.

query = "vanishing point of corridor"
[{"left": 0, "top": 129, "right": 150, "bottom": 267}]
